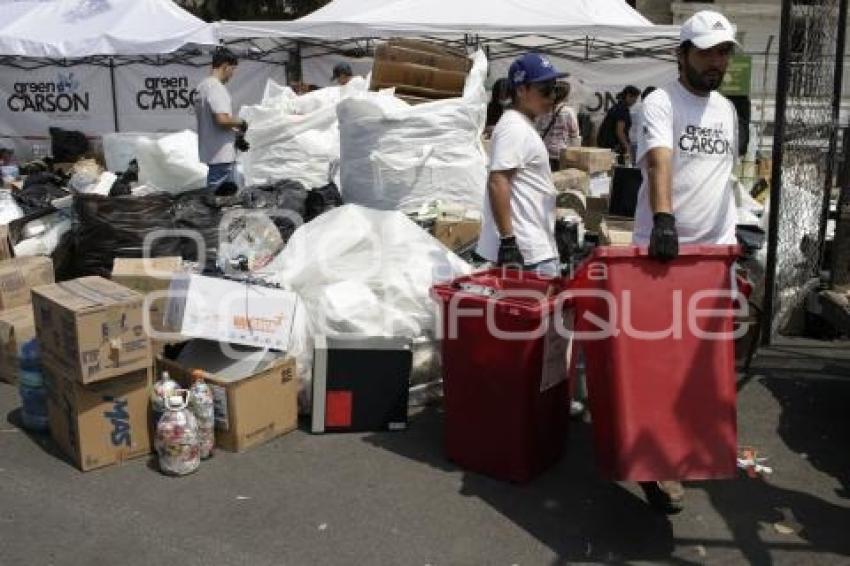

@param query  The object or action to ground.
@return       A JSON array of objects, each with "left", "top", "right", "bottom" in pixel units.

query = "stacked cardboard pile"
[
  {"left": 371, "top": 39, "right": 472, "bottom": 102},
  {"left": 34, "top": 277, "right": 153, "bottom": 472},
  {"left": 0, "top": 256, "right": 54, "bottom": 385},
  {"left": 556, "top": 148, "right": 617, "bottom": 233}
]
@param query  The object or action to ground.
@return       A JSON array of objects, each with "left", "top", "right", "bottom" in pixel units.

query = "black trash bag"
[
  {"left": 736, "top": 225, "right": 766, "bottom": 258},
  {"left": 49, "top": 127, "right": 90, "bottom": 163},
  {"left": 172, "top": 190, "right": 230, "bottom": 272},
  {"left": 51, "top": 229, "right": 79, "bottom": 282},
  {"left": 241, "top": 179, "right": 309, "bottom": 242},
  {"left": 15, "top": 176, "right": 68, "bottom": 215},
  {"left": 74, "top": 193, "right": 181, "bottom": 277},
  {"left": 305, "top": 182, "right": 343, "bottom": 222},
  {"left": 109, "top": 159, "right": 139, "bottom": 197},
  {"left": 122, "top": 159, "right": 139, "bottom": 183},
  {"left": 554, "top": 217, "right": 581, "bottom": 264}
]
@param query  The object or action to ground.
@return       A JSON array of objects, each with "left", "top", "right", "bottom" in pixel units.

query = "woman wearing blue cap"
[{"left": 476, "top": 53, "right": 567, "bottom": 277}]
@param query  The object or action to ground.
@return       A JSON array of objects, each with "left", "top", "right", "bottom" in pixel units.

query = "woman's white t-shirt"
[
  {"left": 633, "top": 81, "right": 738, "bottom": 246},
  {"left": 477, "top": 109, "right": 558, "bottom": 264}
]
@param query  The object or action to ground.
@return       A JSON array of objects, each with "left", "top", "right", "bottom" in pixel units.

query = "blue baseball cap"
[{"left": 508, "top": 53, "right": 567, "bottom": 87}]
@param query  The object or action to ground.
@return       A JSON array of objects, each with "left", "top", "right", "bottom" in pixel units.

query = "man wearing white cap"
[{"left": 631, "top": 11, "right": 740, "bottom": 511}]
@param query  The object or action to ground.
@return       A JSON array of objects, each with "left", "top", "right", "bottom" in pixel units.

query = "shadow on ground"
[{"left": 365, "top": 407, "right": 678, "bottom": 564}]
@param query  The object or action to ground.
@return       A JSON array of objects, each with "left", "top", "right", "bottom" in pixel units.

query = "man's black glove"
[
  {"left": 497, "top": 236, "right": 525, "bottom": 267},
  {"left": 648, "top": 212, "right": 679, "bottom": 262},
  {"left": 238, "top": 120, "right": 249, "bottom": 133},
  {"left": 235, "top": 133, "right": 250, "bottom": 152}
]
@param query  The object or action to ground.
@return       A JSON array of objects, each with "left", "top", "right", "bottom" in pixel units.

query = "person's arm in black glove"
[
  {"left": 649, "top": 212, "right": 678, "bottom": 261},
  {"left": 497, "top": 236, "right": 525, "bottom": 267},
  {"left": 645, "top": 146, "right": 678, "bottom": 261},
  {"left": 488, "top": 169, "right": 525, "bottom": 267}
]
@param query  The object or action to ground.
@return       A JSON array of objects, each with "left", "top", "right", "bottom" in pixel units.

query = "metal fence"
[{"left": 763, "top": 0, "right": 848, "bottom": 342}]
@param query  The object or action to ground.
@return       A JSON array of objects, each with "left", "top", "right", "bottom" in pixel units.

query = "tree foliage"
[{"left": 177, "top": 0, "right": 330, "bottom": 22}]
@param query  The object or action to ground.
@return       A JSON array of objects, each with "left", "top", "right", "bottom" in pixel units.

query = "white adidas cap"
[{"left": 680, "top": 10, "right": 740, "bottom": 49}]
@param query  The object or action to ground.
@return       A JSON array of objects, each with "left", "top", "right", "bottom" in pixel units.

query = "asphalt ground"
[{"left": 1, "top": 338, "right": 849, "bottom": 565}]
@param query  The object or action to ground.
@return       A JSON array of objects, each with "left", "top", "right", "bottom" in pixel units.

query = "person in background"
[
  {"left": 195, "top": 47, "right": 247, "bottom": 191},
  {"left": 477, "top": 53, "right": 566, "bottom": 277},
  {"left": 332, "top": 62, "right": 353, "bottom": 86},
  {"left": 632, "top": 9, "right": 740, "bottom": 513},
  {"left": 536, "top": 80, "right": 581, "bottom": 171},
  {"left": 597, "top": 85, "right": 641, "bottom": 164},
  {"left": 485, "top": 78, "right": 512, "bottom": 137},
  {"left": 629, "top": 86, "right": 657, "bottom": 161}
]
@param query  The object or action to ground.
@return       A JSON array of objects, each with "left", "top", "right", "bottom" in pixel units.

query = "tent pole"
[
  {"left": 585, "top": 36, "right": 589, "bottom": 61},
  {"left": 109, "top": 57, "right": 119, "bottom": 132}
]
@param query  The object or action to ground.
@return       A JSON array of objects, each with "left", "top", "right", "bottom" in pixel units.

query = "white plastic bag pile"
[
  {"left": 240, "top": 77, "right": 369, "bottom": 189},
  {"left": 260, "top": 204, "right": 472, "bottom": 410},
  {"left": 337, "top": 50, "right": 488, "bottom": 213},
  {"left": 134, "top": 130, "right": 208, "bottom": 194}
]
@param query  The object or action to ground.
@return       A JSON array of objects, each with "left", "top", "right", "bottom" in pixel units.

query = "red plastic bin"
[
  {"left": 431, "top": 269, "right": 572, "bottom": 483},
  {"left": 567, "top": 245, "right": 741, "bottom": 481}
]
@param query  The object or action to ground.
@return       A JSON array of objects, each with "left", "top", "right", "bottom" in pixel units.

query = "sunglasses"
[{"left": 531, "top": 81, "right": 557, "bottom": 97}]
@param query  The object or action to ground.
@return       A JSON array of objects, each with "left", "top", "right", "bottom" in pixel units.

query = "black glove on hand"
[
  {"left": 238, "top": 120, "right": 249, "bottom": 133},
  {"left": 648, "top": 212, "right": 679, "bottom": 262},
  {"left": 235, "top": 134, "right": 250, "bottom": 152},
  {"left": 497, "top": 236, "right": 525, "bottom": 267}
]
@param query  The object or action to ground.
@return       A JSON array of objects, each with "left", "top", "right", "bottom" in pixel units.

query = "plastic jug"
[
  {"left": 18, "top": 339, "right": 48, "bottom": 432},
  {"left": 151, "top": 370, "right": 179, "bottom": 425},
  {"left": 189, "top": 370, "right": 215, "bottom": 460},
  {"left": 155, "top": 390, "right": 200, "bottom": 476}
]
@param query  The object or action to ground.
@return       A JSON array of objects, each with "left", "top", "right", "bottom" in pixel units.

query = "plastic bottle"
[
  {"left": 189, "top": 370, "right": 215, "bottom": 460},
  {"left": 151, "top": 370, "right": 179, "bottom": 425},
  {"left": 18, "top": 339, "right": 48, "bottom": 432},
  {"left": 155, "top": 390, "right": 200, "bottom": 476}
]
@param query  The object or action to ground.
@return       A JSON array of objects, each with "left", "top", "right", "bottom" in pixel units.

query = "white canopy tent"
[
  {"left": 218, "top": 0, "right": 680, "bottom": 64},
  {"left": 219, "top": 0, "right": 677, "bottom": 43},
  {"left": 0, "top": 0, "right": 217, "bottom": 57}
]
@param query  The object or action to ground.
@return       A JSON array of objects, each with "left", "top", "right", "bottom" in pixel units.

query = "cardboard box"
[
  {"left": 111, "top": 257, "right": 182, "bottom": 335},
  {"left": 433, "top": 218, "right": 481, "bottom": 253},
  {"left": 371, "top": 60, "right": 467, "bottom": 94},
  {"left": 164, "top": 274, "right": 299, "bottom": 351},
  {"left": 158, "top": 351, "right": 298, "bottom": 452},
  {"left": 0, "top": 256, "right": 54, "bottom": 310},
  {"left": 553, "top": 168, "right": 589, "bottom": 194},
  {"left": 44, "top": 361, "right": 152, "bottom": 472},
  {"left": 560, "top": 147, "right": 614, "bottom": 174},
  {"left": 599, "top": 216, "right": 635, "bottom": 246},
  {"left": 388, "top": 38, "right": 467, "bottom": 59},
  {"left": 376, "top": 83, "right": 462, "bottom": 100},
  {"left": 0, "top": 225, "right": 13, "bottom": 261},
  {"left": 31, "top": 277, "right": 151, "bottom": 385},
  {"left": 0, "top": 305, "right": 35, "bottom": 385},
  {"left": 375, "top": 44, "right": 471, "bottom": 73}
]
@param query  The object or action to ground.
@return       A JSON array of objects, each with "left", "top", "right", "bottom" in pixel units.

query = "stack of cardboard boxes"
[
  {"left": 33, "top": 276, "right": 153, "bottom": 471},
  {"left": 371, "top": 39, "right": 472, "bottom": 103},
  {"left": 0, "top": 256, "right": 55, "bottom": 386},
  {"left": 557, "top": 147, "right": 616, "bottom": 235}
]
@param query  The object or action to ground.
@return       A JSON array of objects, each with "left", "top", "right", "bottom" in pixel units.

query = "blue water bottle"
[{"left": 19, "top": 338, "right": 48, "bottom": 432}]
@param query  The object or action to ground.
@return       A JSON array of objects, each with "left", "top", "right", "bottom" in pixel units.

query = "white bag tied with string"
[
  {"left": 240, "top": 77, "right": 369, "bottom": 189},
  {"left": 337, "top": 50, "right": 489, "bottom": 213}
]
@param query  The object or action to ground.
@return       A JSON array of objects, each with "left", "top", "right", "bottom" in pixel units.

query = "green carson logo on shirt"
[{"left": 678, "top": 124, "right": 733, "bottom": 156}]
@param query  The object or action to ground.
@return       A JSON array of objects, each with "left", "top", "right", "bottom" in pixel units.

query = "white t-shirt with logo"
[
  {"left": 477, "top": 109, "right": 558, "bottom": 264},
  {"left": 633, "top": 81, "right": 738, "bottom": 246}
]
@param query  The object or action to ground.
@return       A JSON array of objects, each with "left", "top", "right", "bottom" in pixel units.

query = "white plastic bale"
[
  {"left": 135, "top": 130, "right": 208, "bottom": 194},
  {"left": 336, "top": 50, "right": 488, "bottom": 213},
  {"left": 264, "top": 203, "right": 471, "bottom": 339},
  {"left": 239, "top": 77, "right": 369, "bottom": 189}
]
